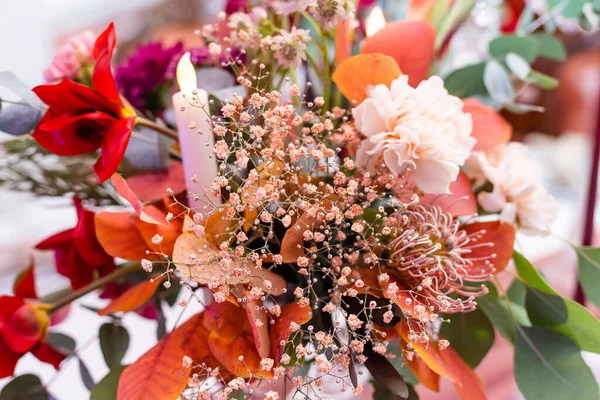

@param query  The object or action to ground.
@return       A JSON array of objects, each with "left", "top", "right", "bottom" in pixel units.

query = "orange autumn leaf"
[
  {"left": 404, "top": 352, "right": 441, "bottom": 391},
  {"left": 133, "top": 206, "right": 183, "bottom": 255},
  {"left": 111, "top": 172, "right": 165, "bottom": 225},
  {"left": 95, "top": 212, "right": 151, "bottom": 260},
  {"left": 269, "top": 302, "right": 312, "bottom": 363},
  {"left": 360, "top": 21, "right": 435, "bottom": 87},
  {"left": 204, "top": 301, "right": 269, "bottom": 378},
  {"left": 335, "top": 19, "right": 352, "bottom": 65},
  {"left": 97, "top": 277, "right": 164, "bottom": 316},
  {"left": 332, "top": 53, "right": 401, "bottom": 104},
  {"left": 280, "top": 212, "right": 318, "bottom": 263},
  {"left": 439, "top": 345, "right": 487, "bottom": 400},
  {"left": 245, "top": 298, "right": 271, "bottom": 359},
  {"left": 419, "top": 171, "right": 477, "bottom": 217},
  {"left": 460, "top": 220, "right": 516, "bottom": 273},
  {"left": 398, "top": 323, "right": 457, "bottom": 384},
  {"left": 117, "top": 313, "right": 207, "bottom": 400},
  {"left": 463, "top": 99, "right": 512, "bottom": 151}
]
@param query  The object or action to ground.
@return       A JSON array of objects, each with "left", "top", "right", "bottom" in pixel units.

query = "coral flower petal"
[
  {"left": 460, "top": 220, "right": 516, "bottom": 273},
  {"left": 419, "top": 171, "right": 478, "bottom": 217},
  {"left": 332, "top": 53, "right": 401, "bottom": 104},
  {"left": 360, "top": 21, "right": 435, "bottom": 87}
]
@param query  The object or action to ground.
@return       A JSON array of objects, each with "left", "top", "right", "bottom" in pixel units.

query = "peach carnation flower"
[
  {"left": 466, "top": 142, "right": 557, "bottom": 235},
  {"left": 353, "top": 75, "right": 475, "bottom": 194}
]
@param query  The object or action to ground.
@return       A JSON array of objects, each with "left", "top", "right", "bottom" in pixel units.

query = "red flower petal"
[
  {"left": 35, "top": 229, "right": 74, "bottom": 250},
  {"left": 125, "top": 162, "right": 186, "bottom": 203},
  {"left": 0, "top": 337, "right": 22, "bottom": 378},
  {"left": 92, "top": 23, "right": 122, "bottom": 105},
  {"left": 13, "top": 261, "right": 38, "bottom": 300},
  {"left": 93, "top": 116, "right": 135, "bottom": 183},
  {"left": 0, "top": 301, "right": 47, "bottom": 353},
  {"left": 360, "top": 21, "right": 435, "bottom": 87},
  {"left": 30, "top": 341, "right": 66, "bottom": 370},
  {"left": 32, "top": 79, "right": 121, "bottom": 116}
]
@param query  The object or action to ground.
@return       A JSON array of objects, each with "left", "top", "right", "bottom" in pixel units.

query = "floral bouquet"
[{"left": 1, "top": 1, "right": 600, "bottom": 400}]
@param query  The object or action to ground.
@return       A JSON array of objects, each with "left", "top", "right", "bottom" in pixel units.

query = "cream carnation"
[
  {"left": 466, "top": 142, "right": 557, "bottom": 235},
  {"left": 353, "top": 75, "right": 475, "bottom": 194}
]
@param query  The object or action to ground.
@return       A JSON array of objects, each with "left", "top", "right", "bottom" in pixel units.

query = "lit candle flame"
[
  {"left": 176, "top": 52, "right": 197, "bottom": 93},
  {"left": 365, "top": 6, "right": 386, "bottom": 37}
]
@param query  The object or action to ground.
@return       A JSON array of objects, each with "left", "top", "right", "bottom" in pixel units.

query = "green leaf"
[
  {"left": 484, "top": 60, "right": 515, "bottom": 104},
  {"left": 574, "top": 246, "right": 600, "bottom": 308},
  {"left": 506, "top": 279, "right": 526, "bottom": 306},
  {"left": 90, "top": 365, "right": 127, "bottom": 400},
  {"left": 439, "top": 307, "right": 494, "bottom": 367},
  {"left": 0, "top": 375, "right": 49, "bottom": 400},
  {"left": 504, "top": 102, "right": 545, "bottom": 114},
  {"left": 372, "top": 379, "right": 418, "bottom": 400},
  {"left": 515, "top": 251, "right": 600, "bottom": 353},
  {"left": 99, "top": 323, "right": 130, "bottom": 369},
  {"left": 228, "top": 390, "right": 245, "bottom": 399},
  {"left": 489, "top": 35, "right": 538, "bottom": 63},
  {"left": 444, "top": 62, "right": 488, "bottom": 98},
  {"left": 506, "top": 52, "right": 531, "bottom": 80},
  {"left": 526, "top": 70, "right": 559, "bottom": 89},
  {"left": 78, "top": 357, "right": 95, "bottom": 392},
  {"left": 548, "top": 0, "right": 586, "bottom": 18},
  {"left": 514, "top": 326, "right": 598, "bottom": 400},
  {"left": 45, "top": 332, "right": 76, "bottom": 355},
  {"left": 531, "top": 33, "right": 567, "bottom": 61}
]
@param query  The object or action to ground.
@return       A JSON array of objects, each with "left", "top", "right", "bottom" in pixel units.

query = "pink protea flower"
[
  {"left": 43, "top": 31, "right": 96, "bottom": 83},
  {"left": 388, "top": 205, "right": 515, "bottom": 313}
]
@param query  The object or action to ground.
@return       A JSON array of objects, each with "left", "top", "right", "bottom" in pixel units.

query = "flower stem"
[
  {"left": 47, "top": 262, "right": 141, "bottom": 314},
  {"left": 135, "top": 117, "right": 179, "bottom": 142}
]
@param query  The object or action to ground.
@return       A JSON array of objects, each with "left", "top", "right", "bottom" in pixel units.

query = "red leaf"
[
  {"left": 360, "top": 21, "right": 435, "bottom": 87},
  {"left": 419, "top": 171, "right": 477, "bottom": 217},
  {"left": 245, "top": 299, "right": 271, "bottom": 359},
  {"left": 117, "top": 313, "right": 208, "bottom": 400},
  {"left": 463, "top": 99, "right": 512, "bottom": 151},
  {"left": 125, "top": 162, "right": 186, "bottom": 203},
  {"left": 98, "top": 277, "right": 164, "bottom": 316},
  {"left": 269, "top": 302, "right": 312, "bottom": 364},
  {"left": 13, "top": 260, "right": 37, "bottom": 300},
  {"left": 404, "top": 355, "right": 440, "bottom": 391},
  {"left": 111, "top": 173, "right": 165, "bottom": 225},
  {"left": 460, "top": 220, "right": 516, "bottom": 273}
]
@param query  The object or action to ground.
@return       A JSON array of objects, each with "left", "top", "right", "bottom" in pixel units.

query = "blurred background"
[{"left": 0, "top": 0, "right": 599, "bottom": 399}]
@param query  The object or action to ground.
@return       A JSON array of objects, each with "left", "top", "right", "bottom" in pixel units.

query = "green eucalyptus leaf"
[
  {"left": 506, "top": 53, "right": 531, "bottom": 80},
  {"left": 489, "top": 35, "right": 538, "bottom": 63},
  {"left": 439, "top": 307, "right": 494, "bottom": 367},
  {"left": 90, "top": 365, "right": 127, "bottom": 400},
  {"left": 505, "top": 102, "right": 545, "bottom": 114},
  {"left": 484, "top": 60, "right": 515, "bottom": 104},
  {"left": 515, "top": 251, "right": 600, "bottom": 353},
  {"left": 99, "top": 323, "right": 130, "bottom": 368},
  {"left": 444, "top": 62, "right": 488, "bottom": 98},
  {"left": 574, "top": 246, "right": 600, "bottom": 308},
  {"left": 45, "top": 332, "right": 76, "bottom": 355},
  {"left": 0, "top": 375, "right": 49, "bottom": 400},
  {"left": 526, "top": 70, "right": 559, "bottom": 89},
  {"left": 514, "top": 326, "right": 598, "bottom": 400},
  {"left": 531, "top": 33, "right": 567, "bottom": 61},
  {"left": 78, "top": 357, "right": 95, "bottom": 392}
]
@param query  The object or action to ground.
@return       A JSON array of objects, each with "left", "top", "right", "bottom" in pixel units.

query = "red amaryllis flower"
[
  {"left": 0, "top": 267, "right": 67, "bottom": 379},
  {"left": 32, "top": 23, "right": 136, "bottom": 183},
  {"left": 36, "top": 198, "right": 114, "bottom": 289}
]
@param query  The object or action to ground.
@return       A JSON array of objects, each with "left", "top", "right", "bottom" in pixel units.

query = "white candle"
[{"left": 172, "top": 52, "right": 220, "bottom": 206}]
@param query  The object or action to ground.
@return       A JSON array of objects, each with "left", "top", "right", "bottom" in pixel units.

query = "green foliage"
[
  {"left": 90, "top": 365, "right": 127, "bottom": 400},
  {"left": 45, "top": 332, "right": 76, "bottom": 355},
  {"left": 439, "top": 307, "right": 494, "bottom": 367},
  {"left": 514, "top": 251, "right": 600, "bottom": 353},
  {"left": 489, "top": 35, "right": 538, "bottom": 63},
  {"left": 514, "top": 326, "right": 598, "bottom": 400},
  {"left": 0, "top": 375, "right": 49, "bottom": 400},
  {"left": 444, "top": 62, "right": 487, "bottom": 98},
  {"left": 531, "top": 33, "right": 567, "bottom": 61},
  {"left": 99, "top": 323, "right": 130, "bottom": 369},
  {"left": 574, "top": 246, "right": 600, "bottom": 308}
]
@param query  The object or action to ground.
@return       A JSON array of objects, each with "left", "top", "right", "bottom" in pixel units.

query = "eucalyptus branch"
[
  {"left": 47, "top": 261, "right": 141, "bottom": 314},
  {"left": 135, "top": 117, "right": 179, "bottom": 142}
]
